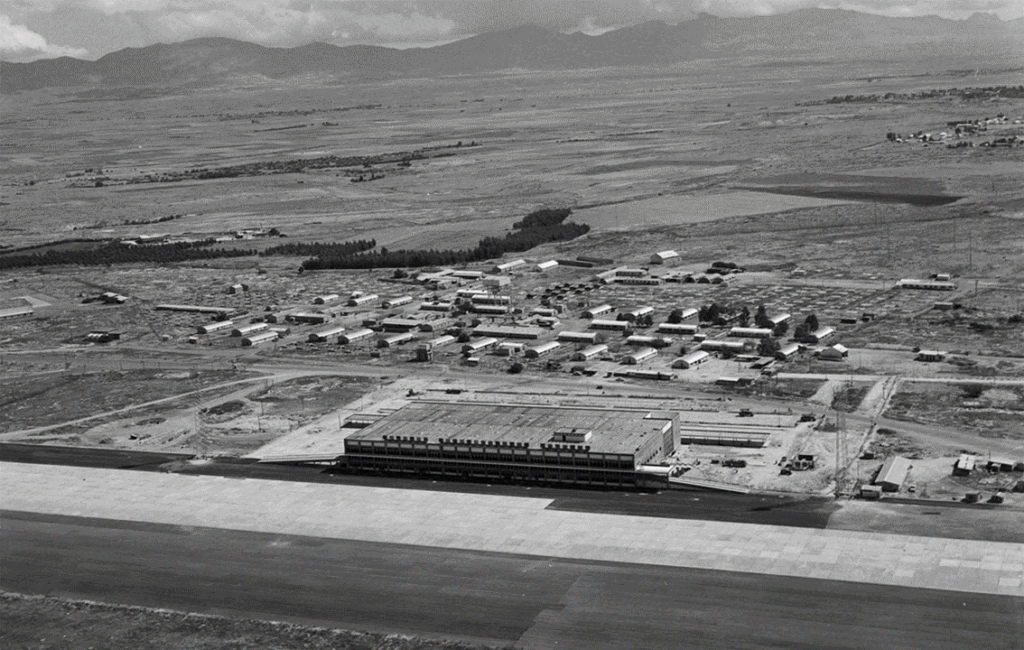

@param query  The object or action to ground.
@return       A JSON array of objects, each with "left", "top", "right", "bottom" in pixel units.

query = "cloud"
[{"left": 0, "top": 14, "right": 87, "bottom": 59}]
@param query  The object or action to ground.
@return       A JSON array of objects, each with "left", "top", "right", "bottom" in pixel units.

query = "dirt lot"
[
  {"left": 0, "top": 592, "right": 502, "bottom": 650},
  {"left": 0, "top": 369, "right": 252, "bottom": 432},
  {"left": 884, "top": 381, "right": 1024, "bottom": 441},
  {"left": 0, "top": 370, "right": 378, "bottom": 457}
]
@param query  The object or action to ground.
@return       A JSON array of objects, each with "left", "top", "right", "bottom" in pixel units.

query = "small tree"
[
  {"left": 773, "top": 320, "right": 789, "bottom": 337},
  {"left": 793, "top": 323, "right": 810, "bottom": 342},
  {"left": 456, "top": 332, "right": 471, "bottom": 344},
  {"left": 739, "top": 305, "right": 751, "bottom": 328},
  {"left": 754, "top": 304, "right": 772, "bottom": 329},
  {"left": 699, "top": 303, "right": 720, "bottom": 323},
  {"left": 508, "top": 362, "right": 524, "bottom": 374},
  {"left": 804, "top": 313, "right": 819, "bottom": 332},
  {"left": 757, "top": 337, "right": 781, "bottom": 357},
  {"left": 667, "top": 308, "right": 684, "bottom": 324}
]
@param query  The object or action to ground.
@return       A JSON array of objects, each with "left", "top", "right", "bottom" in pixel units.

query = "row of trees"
[
  {"left": 301, "top": 209, "right": 589, "bottom": 271},
  {"left": 261, "top": 239, "right": 375, "bottom": 258},
  {"left": 0, "top": 240, "right": 254, "bottom": 269},
  {"left": 0, "top": 237, "right": 377, "bottom": 270}
]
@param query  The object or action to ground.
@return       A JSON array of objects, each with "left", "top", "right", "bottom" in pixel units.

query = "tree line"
[
  {"left": 301, "top": 209, "right": 589, "bottom": 271},
  {"left": 0, "top": 237, "right": 376, "bottom": 269}
]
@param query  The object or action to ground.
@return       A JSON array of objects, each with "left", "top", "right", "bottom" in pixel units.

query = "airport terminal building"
[{"left": 342, "top": 401, "right": 677, "bottom": 487}]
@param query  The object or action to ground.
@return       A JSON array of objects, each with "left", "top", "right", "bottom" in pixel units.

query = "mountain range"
[{"left": 2, "top": 9, "right": 1021, "bottom": 93}]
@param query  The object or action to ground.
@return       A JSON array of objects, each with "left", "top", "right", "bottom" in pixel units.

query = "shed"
[
  {"left": 617, "top": 306, "right": 654, "bottom": 322},
  {"left": 952, "top": 454, "right": 976, "bottom": 477},
  {"left": 558, "top": 331, "right": 598, "bottom": 344},
  {"left": 582, "top": 304, "right": 613, "bottom": 318},
  {"left": 347, "top": 293, "right": 379, "bottom": 307},
  {"left": 473, "top": 325, "right": 544, "bottom": 339},
  {"left": 308, "top": 325, "right": 346, "bottom": 342},
  {"left": 496, "top": 342, "right": 525, "bottom": 356},
  {"left": 338, "top": 328, "right": 374, "bottom": 344},
  {"left": 420, "top": 335, "right": 456, "bottom": 350},
  {"left": 621, "top": 347, "right": 657, "bottom": 365},
  {"left": 483, "top": 276, "right": 512, "bottom": 288},
  {"left": 231, "top": 323, "right": 268, "bottom": 337},
  {"left": 380, "top": 317, "right": 422, "bottom": 332},
  {"left": 728, "top": 327, "right": 774, "bottom": 339},
  {"left": 915, "top": 350, "right": 946, "bottom": 362},
  {"left": 657, "top": 323, "right": 699, "bottom": 335},
  {"left": 650, "top": 250, "right": 679, "bottom": 265},
  {"left": 807, "top": 326, "right": 835, "bottom": 343},
  {"left": 818, "top": 344, "right": 848, "bottom": 361},
  {"left": 775, "top": 343, "right": 801, "bottom": 360},
  {"left": 524, "top": 341, "right": 561, "bottom": 358},
  {"left": 536, "top": 260, "right": 559, "bottom": 272},
  {"left": 874, "top": 456, "right": 911, "bottom": 492},
  {"left": 492, "top": 259, "right": 526, "bottom": 274},
  {"left": 589, "top": 319, "right": 629, "bottom": 331},
  {"left": 241, "top": 331, "right": 278, "bottom": 347},
  {"left": 382, "top": 296, "right": 413, "bottom": 308},
  {"left": 378, "top": 332, "right": 416, "bottom": 348},
  {"left": 986, "top": 457, "right": 1017, "bottom": 473},
  {"left": 462, "top": 337, "right": 498, "bottom": 354},
  {"left": 572, "top": 344, "right": 608, "bottom": 361},
  {"left": 672, "top": 351, "right": 710, "bottom": 369},
  {"left": 197, "top": 320, "right": 233, "bottom": 334},
  {"left": 626, "top": 335, "right": 659, "bottom": 347}
]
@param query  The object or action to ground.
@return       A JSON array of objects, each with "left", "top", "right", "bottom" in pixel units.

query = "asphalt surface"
[
  {"left": 0, "top": 443, "right": 837, "bottom": 529},
  {"left": 3, "top": 511, "right": 1021, "bottom": 650}
]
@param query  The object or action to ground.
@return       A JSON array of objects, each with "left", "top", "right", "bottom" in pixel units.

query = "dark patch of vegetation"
[
  {"left": 831, "top": 383, "right": 871, "bottom": 412},
  {"left": 0, "top": 237, "right": 375, "bottom": 269},
  {"left": 512, "top": 207, "right": 572, "bottom": 230},
  {"left": 0, "top": 239, "right": 252, "bottom": 269},
  {"left": 799, "top": 85, "right": 1024, "bottom": 105},
  {"left": 262, "top": 239, "right": 375, "bottom": 258},
  {"left": 89, "top": 143, "right": 469, "bottom": 187},
  {"left": 301, "top": 209, "right": 589, "bottom": 271},
  {"left": 202, "top": 400, "right": 246, "bottom": 416}
]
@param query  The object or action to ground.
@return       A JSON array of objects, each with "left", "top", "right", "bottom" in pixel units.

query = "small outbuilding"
[
  {"left": 672, "top": 351, "right": 710, "bottom": 369},
  {"left": 874, "top": 456, "right": 911, "bottom": 492},
  {"left": 916, "top": 350, "right": 946, "bottom": 362},
  {"left": 650, "top": 250, "right": 679, "bottom": 265}
]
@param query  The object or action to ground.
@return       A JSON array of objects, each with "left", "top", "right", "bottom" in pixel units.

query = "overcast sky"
[{"left": 2, "top": 0, "right": 1021, "bottom": 62}]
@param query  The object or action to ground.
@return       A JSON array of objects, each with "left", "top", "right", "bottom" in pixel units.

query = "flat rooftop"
[{"left": 347, "top": 401, "right": 671, "bottom": 456}]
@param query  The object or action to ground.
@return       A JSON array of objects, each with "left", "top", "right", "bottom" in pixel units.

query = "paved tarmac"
[
  {"left": 0, "top": 443, "right": 838, "bottom": 529},
  {"left": 2, "top": 462, "right": 1021, "bottom": 597},
  {"left": 3, "top": 511, "right": 1021, "bottom": 650}
]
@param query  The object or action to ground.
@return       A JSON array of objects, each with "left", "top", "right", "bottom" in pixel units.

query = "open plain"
[{"left": 2, "top": 26, "right": 1024, "bottom": 650}]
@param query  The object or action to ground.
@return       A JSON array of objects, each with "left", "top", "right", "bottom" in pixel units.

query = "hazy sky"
[{"left": 2, "top": 0, "right": 1022, "bottom": 61}]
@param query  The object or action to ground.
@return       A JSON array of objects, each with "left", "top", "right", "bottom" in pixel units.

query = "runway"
[{"left": 4, "top": 511, "right": 1021, "bottom": 650}]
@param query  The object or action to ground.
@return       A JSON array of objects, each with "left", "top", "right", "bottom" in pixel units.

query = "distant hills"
[{"left": 3, "top": 9, "right": 1022, "bottom": 93}]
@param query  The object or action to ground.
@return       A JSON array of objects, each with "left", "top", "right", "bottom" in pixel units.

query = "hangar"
[{"left": 341, "top": 401, "right": 677, "bottom": 487}]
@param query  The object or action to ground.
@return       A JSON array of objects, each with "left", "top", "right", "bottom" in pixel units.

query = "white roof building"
[{"left": 650, "top": 250, "right": 679, "bottom": 264}]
